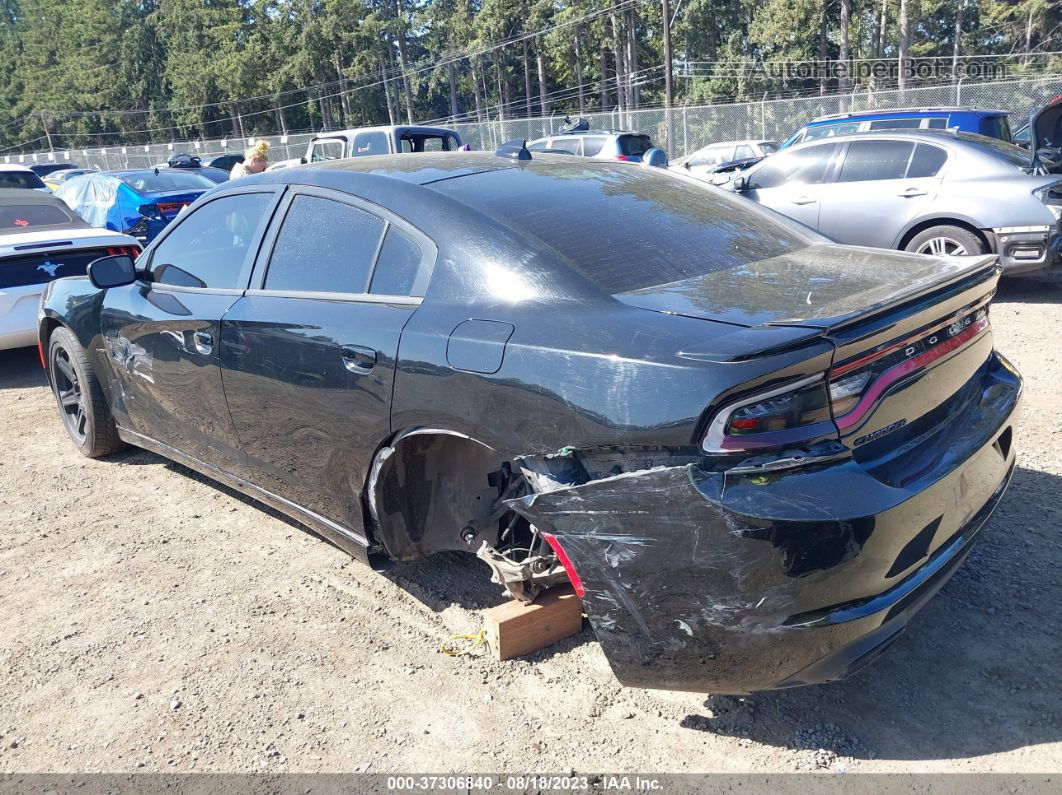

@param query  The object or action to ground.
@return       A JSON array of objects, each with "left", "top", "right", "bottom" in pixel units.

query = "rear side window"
[
  {"left": 867, "top": 118, "right": 922, "bottom": 130},
  {"left": 264, "top": 195, "right": 385, "bottom": 294},
  {"left": 0, "top": 170, "right": 46, "bottom": 189},
  {"left": 747, "top": 144, "right": 837, "bottom": 189},
  {"left": 400, "top": 133, "right": 460, "bottom": 152},
  {"left": 0, "top": 204, "right": 72, "bottom": 229},
  {"left": 980, "top": 116, "right": 1011, "bottom": 142},
  {"left": 836, "top": 140, "right": 914, "bottom": 182},
  {"left": 550, "top": 137, "right": 583, "bottom": 155},
  {"left": 581, "top": 136, "right": 608, "bottom": 157},
  {"left": 311, "top": 139, "right": 346, "bottom": 161},
  {"left": 351, "top": 132, "right": 389, "bottom": 157},
  {"left": 906, "top": 144, "right": 949, "bottom": 178},
  {"left": 926, "top": 118, "right": 949, "bottom": 129},
  {"left": 151, "top": 192, "right": 273, "bottom": 289},
  {"left": 369, "top": 227, "right": 422, "bottom": 296},
  {"left": 619, "top": 135, "right": 652, "bottom": 156}
]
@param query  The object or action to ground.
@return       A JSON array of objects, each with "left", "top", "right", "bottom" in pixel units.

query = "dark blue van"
[{"left": 781, "top": 107, "right": 1012, "bottom": 149}]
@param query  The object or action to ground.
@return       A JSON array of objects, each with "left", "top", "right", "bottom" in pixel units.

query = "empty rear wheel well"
[{"left": 898, "top": 219, "right": 989, "bottom": 251}]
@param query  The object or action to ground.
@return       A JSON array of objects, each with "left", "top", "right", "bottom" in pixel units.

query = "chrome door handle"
[
  {"left": 341, "top": 344, "right": 377, "bottom": 374},
  {"left": 791, "top": 196, "right": 817, "bottom": 205},
  {"left": 897, "top": 187, "right": 928, "bottom": 197},
  {"left": 192, "top": 331, "right": 213, "bottom": 355}
]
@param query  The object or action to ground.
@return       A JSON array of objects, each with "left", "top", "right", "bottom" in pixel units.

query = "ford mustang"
[{"left": 38, "top": 152, "right": 1021, "bottom": 693}]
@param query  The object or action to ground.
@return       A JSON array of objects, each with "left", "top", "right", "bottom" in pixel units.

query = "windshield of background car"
[
  {"left": 760, "top": 142, "right": 779, "bottom": 153},
  {"left": 432, "top": 163, "right": 810, "bottom": 294},
  {"left": 980, "top": 115, "right": 1012, "bottom": 142},
  {"left": 119, "top": 171, "right": 213, "bottom": 193},
  {"left": 0, "top": 203, "right": 75, "bottom": 229},
  {"left": 746, "top": 144, "right": 838, "bottom": 189},
  {"left": 803, "top": 122, "right": 860, "bottom": 140},
  {"left": 618, "top": 134, "right": 652, "bottom": 156},
  {"left": 0, "top": 171, "right": 47, "bottom": 189}
]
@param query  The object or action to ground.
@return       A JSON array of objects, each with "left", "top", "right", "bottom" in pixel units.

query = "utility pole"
[
  {"left": 40, "top": 111, "right": 54, "bottom": 152},
  {"left": 661, "top": 0, "right": 673, "bottom": 151}
]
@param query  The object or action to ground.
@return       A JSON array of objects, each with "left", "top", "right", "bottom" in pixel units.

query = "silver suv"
[
  {"left": 527, "top": 123, "right": 654, "bottom": 163},
  {"left": 728, "top": 129, "right": 1062, "bottom": 275}
]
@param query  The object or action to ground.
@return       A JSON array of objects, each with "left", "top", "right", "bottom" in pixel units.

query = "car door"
[
  {"left": 99, "top": 187, "right": 280, "bottom": 468},
  {"left": 817, "top": 140, "right": 947, "bottom": 249},
  {"left": 741, "top": 143, "right": 839, "bottom": 230},
  {"left": 219, "top": 186, "right": 435, "bottom": 535}
]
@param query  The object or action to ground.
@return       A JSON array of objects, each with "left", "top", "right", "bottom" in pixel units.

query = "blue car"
[
  {"left": 54, "top": 168, "right": 215, "bottom": 244},
  {"left": 781, "top": 107, "right": 1012, "bottom": 149}
]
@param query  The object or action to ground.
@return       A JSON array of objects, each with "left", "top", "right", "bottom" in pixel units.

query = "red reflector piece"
[
  {"left": 14, "top": 219, "right": 28, "bottom": 227},
  {"left": 156, "top": 202, "right": 188, "bottom": 215},
  {"left": 37, "top": 340, "right": 46, "bottom": 369},
  {"left": 729, "top": 418, "right": 760, "bottom": 431},
  {"left": 615, "top": 154, "right": 631, "bottom": 161},
  {"left": 541, "top": 532, "right": 586, "bottom": 597}
]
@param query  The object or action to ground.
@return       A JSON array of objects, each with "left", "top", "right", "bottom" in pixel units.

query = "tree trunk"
[
  {"left": 878, "top": 0, "right": 888, "bottom": 57},
  {"left": 273, "top": 96, "right": 287, "bottom": 136},
  {"left": 1024, "top": 4, "right": 1034, "bottom": 60},
  {"left": 898, "top": 0, "right": 911, "bottom": 91},
  {"left": 523, "top": 41, "right": 533, "bottom": 119},
  {"left": 395, "top": 0, "right": 414, "bottom": 123},
  {"left": 536, "top": 45, "right": 549, "bottom": 118},
  {"left": 471, "top": 57, "right": 484, "bottom": 123},
  {"left": 952, "top": 0, "right": 964, "bottom": 80},
  {"left": 818, "top": 1, "right": 828, "bottom": 95},
  {"left": 872, "top": 1, "right": 882, "bottom": 59},
  {"left": 380, "top": 53, "right": 396, "bottom": 125},
  {"left": 335, "top": 55, "right": 351, "bottom": 126},
  {"left": 448, "top": 61, "right": 459, "bottom": 121},
  {"left": 612, "top": 10, "right": 626, "bottom": 122},
  {"left": 599, "top": 46, "right": 609, "bottom": 111},
  {"left": 628, "top": 8, "right": 640, "bottom": 111},
  {"left": 840, "top": 0, "right": 850, "bottom": 93},
  {"left": 574, "top": 30, "right": 585, "bottom": 114}
]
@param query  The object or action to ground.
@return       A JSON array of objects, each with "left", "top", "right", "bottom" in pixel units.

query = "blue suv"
[{"left": 781, "top": 107, "right": 1012, "bottom": 149}]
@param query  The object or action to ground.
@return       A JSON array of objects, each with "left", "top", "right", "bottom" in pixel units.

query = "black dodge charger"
[{"left": 38, "top": 152, "right": 1021, "bottom": 694}]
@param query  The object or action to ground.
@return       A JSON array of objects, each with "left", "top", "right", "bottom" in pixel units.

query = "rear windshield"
[
  {"left": 0, "top": 170, "right": 46, "bottom": 189},
  {"left": 618, "top": 134, "right": 653, "bottom": 157},
  {"left": 950, "top": 131, "right": 1030, "bottom": 166},
  {"left": 0, "top": 204, "right": 74, "bottom": 229},
  {"left": 433, "top": 164, "right": 810, "bottom": 294},
  {"left": 119, "top": 171, "right": 214, "bottom": 193}
]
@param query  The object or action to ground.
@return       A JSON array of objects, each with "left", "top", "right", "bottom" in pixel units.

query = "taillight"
[
  {"left": 829, "top": 306, "right": 990, "bottom": 431},
  {"left": 615, "top": 154, "right": 632, "bottom": 161},
  {"left": 703, "top": 374, "right": 833, "bottom": 453},
  {"left": 106, "top": 246, "right": 141, "bottom": 257},
  {"left": 540, "top": 532, "right": 585, "bottom": 597},
  {"left": 138, "top": 203, "right": 162, "bottom": 220}
]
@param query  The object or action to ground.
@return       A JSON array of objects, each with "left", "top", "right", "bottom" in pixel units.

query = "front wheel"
[
  {"left": 47, "top": 326, "right": 124, "bottom": 458},
  {"left": 905, "top": 225, "right": 987, "bottom": 257}
]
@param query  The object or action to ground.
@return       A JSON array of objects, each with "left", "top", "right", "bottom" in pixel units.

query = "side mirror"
[
  {"left": 87, "top": 255, "right": 136, "bottom": 289},
  {"left": 300, "top": 156, "right": 308, "bottom": 165},
  {"left": 731, "top": 175, "right": 748, "bottom": 192},
  {"left": 682, "top": 161, "right": 691, "bottom": 169}
]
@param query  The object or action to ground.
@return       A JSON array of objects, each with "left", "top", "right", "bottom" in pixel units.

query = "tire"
[
  {"left": 904, "top": 225, "right": 987, "bottom": 257},
  {"left": 47, "top": 326, "right": 125, "bottom": 458}
]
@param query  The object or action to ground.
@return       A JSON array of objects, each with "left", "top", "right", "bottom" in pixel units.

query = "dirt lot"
[{"left": 0, "top": 279, "right": 1059, "bottom": 775}]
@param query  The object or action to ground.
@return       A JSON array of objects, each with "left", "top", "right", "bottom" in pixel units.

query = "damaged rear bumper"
[{"left": 509, "top": 354, "right": 1021, "bottom": 694}]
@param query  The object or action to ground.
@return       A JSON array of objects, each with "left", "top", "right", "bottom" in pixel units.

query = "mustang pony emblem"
[{"left": 37, "top": 260, "right": 61, "bottom": 277}]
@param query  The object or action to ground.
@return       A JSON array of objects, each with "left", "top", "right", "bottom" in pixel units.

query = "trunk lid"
[{"left": 614, "top": 242, "right": 996, "bottom": 332}]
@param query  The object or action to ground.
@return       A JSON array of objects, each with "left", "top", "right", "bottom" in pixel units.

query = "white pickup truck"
[{"left": 268, "top": 125, "right": 465, "bottom": 171}]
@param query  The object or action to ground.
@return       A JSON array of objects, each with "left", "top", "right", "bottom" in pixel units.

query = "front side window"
[
  {"left": 264, "top": 195, "right": 385, "bottom": 294},
  {"left": 351, "top": 132, "right": 390, "bottom": 157},
  {"left": 526, "top": 140, "right": 548, "bottom": 152},
  {"left": 311, "top": 139, "right": 346, "bottom": 162},
  {"left": 733, "top": 144, "right": 755, "bottom": 160},
  {"left": 836, "top": 140, "right": 915, "bottom": 182},
  {"left": 747, "top": 144, "right": 838, "bottom": 190},
  {"left": 150, "top": 192, "right": 273, "bottom": 288}
]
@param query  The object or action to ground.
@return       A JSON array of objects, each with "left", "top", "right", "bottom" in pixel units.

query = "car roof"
[
  {"left": 0, "top": 164, "right": 35, "bottom": 172},
  {"left": 810, "top": 106, "right": 1007, "bottom": 123},
  {"left": 789, "top": 128, "right": 1000, "bottom": 146},
  {"left": 320, "top": 125, "right": 459, "bottom": 138}
]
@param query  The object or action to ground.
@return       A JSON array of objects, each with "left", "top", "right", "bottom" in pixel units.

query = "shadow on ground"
[
  {"left": 678, "top": 465, "right": 1061, "bottom": 762},
  {"left": 0, "top": 346, "right": 46, "bottom": 389}
]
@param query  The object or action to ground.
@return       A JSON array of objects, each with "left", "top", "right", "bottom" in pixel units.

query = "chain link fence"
[{"left": 7, "top": 75, "right": 1062, "bottom": 171}]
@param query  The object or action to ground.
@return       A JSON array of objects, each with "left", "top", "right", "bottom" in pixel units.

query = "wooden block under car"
[{"left": 483, "top": 585, "right": 583, "bottom": 661}]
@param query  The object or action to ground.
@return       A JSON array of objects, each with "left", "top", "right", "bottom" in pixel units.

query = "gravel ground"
[{"left": 0, "top": 279, "right": 1059, "bottom": 774}]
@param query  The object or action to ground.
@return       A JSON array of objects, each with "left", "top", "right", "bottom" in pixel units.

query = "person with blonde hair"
[{"left": 230, "top": 140, "right": 269, "bottom": 178}]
